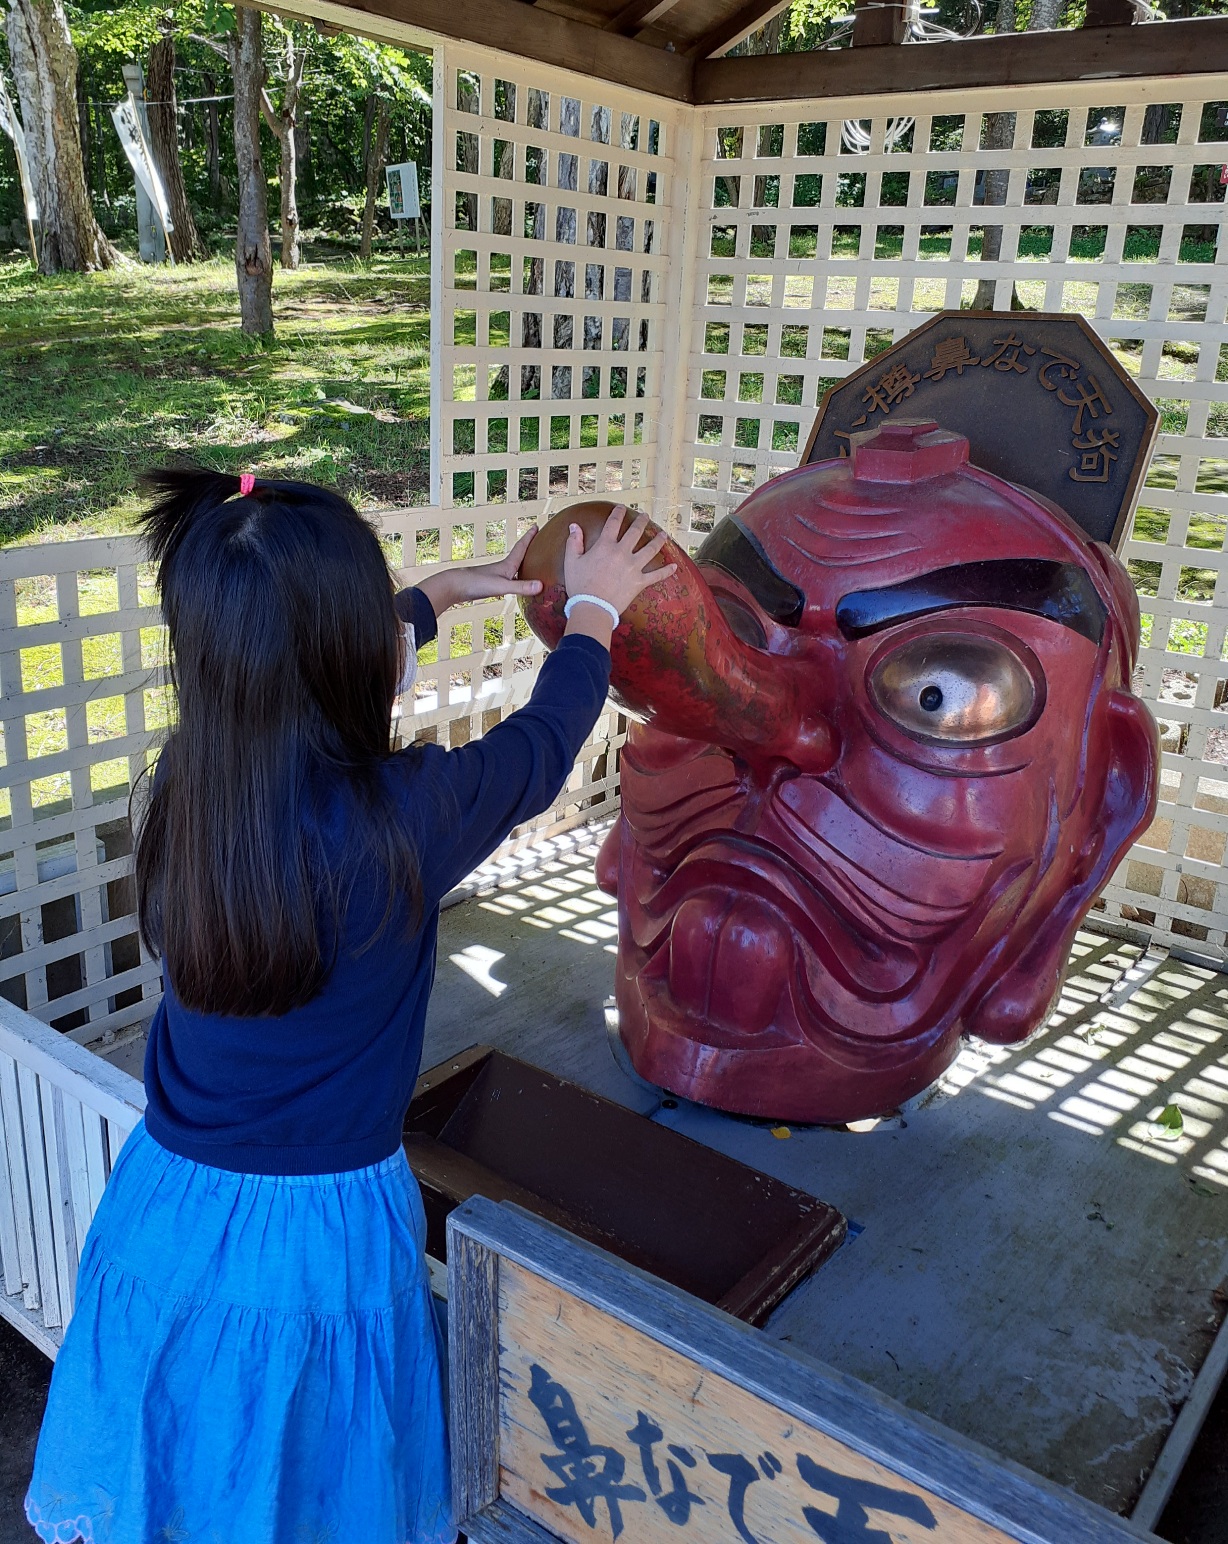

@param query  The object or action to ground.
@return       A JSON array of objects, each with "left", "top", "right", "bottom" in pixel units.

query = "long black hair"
[{"left": 133, "top": 465, "right": 421, "bottom": 1018}]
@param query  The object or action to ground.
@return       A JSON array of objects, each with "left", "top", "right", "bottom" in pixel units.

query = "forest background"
[{"left": 0, "top": 0, "right": 1224, "bottom": 544}]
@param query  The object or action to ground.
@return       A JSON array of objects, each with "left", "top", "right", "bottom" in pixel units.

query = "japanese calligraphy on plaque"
[
  {"left": 803, "top": 313, "right": 1158, "bottom": 551},
  {"left": 502, "top": 1278, "right": 957, "bottom": 1544},
  {"left": 449, "top": 1199, "right": 1160, "bottom": 1544}
]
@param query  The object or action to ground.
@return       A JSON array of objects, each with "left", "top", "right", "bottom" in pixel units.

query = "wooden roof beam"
[
  {"left": 604, "top": 0, "right": 680, "bottom": 36},
  {"left": 249, "top": 0, "right": 694, "bottom": 100},
  {"left": 682, "top": 0, "right": 795, "bottom": 57},
  {"left": 695, "top": 14, "right": 1228, "bottom": 101}
]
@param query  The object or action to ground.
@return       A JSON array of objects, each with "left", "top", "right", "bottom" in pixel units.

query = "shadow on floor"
[
  {"left": 3, "top": 827, "right": 1227, "bottom": 1537},
  {"left": 0, "top": 1316, "right": 46, "bottom": 1541}
]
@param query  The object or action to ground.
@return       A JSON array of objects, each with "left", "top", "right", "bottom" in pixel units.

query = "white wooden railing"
[{"left": 0, "top": 998, "right": 144, "bottom": 1357}]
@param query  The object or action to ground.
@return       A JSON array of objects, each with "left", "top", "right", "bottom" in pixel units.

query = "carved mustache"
[{"left": 519, "top": 500, "right": 836, "bottom": 775}]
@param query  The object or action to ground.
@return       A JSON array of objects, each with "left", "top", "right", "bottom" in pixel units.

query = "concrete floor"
[
  {"left": 414, "top": 829, "right": 1228, "bottom": 1521},
  {"left": 4, "top": 824, "right": 1228, "bottom": 1538}
]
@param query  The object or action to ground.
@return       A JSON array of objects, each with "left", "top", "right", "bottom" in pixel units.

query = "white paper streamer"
[
  {"left": 110, "top": 97, "right": 174, "bottom": 235},
  {"left": 0, "top": 73, "right": 37, "bottom": 220}
]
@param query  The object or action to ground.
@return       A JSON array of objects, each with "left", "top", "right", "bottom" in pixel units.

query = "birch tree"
[
  {"left": 3, "top": 0, "right": 119, "bottom": 272},
  {"left": 259, "top": 18, "right": 308, "bottom": 269}
]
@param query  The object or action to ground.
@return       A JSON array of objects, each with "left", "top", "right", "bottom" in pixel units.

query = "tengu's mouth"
[{"left": 624, "top": 811, "right": 1008, "bottom": 1049}]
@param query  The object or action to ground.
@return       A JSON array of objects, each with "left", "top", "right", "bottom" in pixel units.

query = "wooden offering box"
[
  {"left": 402, "top": 1046, "right": 846, "bottom": 1326},
  {"left": 449, "top": 1198, "right": 1162, "bottom": 1544}
]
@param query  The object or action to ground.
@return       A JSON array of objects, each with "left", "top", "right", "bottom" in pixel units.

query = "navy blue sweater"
[{"left": 143, "top": 593, "right": 610, "bottom": 1175}]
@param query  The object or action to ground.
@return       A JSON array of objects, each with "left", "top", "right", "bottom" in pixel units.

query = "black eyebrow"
[
  {"left": 696, "top": 517, "right": 805, "bottom": 627},
  {"left": 836, "top": 559, "right": 1107, "bottom": 646}
]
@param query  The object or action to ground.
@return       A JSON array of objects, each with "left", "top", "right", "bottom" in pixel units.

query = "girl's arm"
[
  {"left": 399, "top": 528, "right": 543, "bottom": 624},
  {"left": 400, "top": 509, "right": 674, "bottom": 902},
  {"left": 396, "top": 514, "right": 664, "bottom": 650}
]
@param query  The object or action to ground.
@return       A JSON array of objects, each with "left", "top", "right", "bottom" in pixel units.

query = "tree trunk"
[
  {"left": 147, "top": 32, "right": 206, "bottom": 263},
  {"left": 1028, "top": 0, "right": 1063, "bottom": 27},
  {"left": 972, "top": 111, "right": 1017, "bottom": 309},
  {"left": 231, "top": 6, "right": 274, "bottom": 335},
  {"left": 971, "top": 0, "right": 1022, "bottom": 310},
  {"left": 1142, "top": 103, "right": 1174, "bottom": 146},
  {"left": 204, "top": 71, "right": 223, "bottom": 208},
  {"left": 744, "top": 10, "right": 786, "bottom": 52},
  {"left": 454, "top": 75, "right": 478, "bottom": 233},
  {"left": 360, "top": 91, "right": 375, "bottom": 177},
  {"left": 278, "top": 115, "right": 300, "bottom": 268},
  {"left": 5, "top": 0, "right": 119, "bottom": 273},
  {"left": 262, "top": 25, "right": 308, "bottom": 270},
  {"left": 360, "top": 95, "right": 390, "bottom": 260}
]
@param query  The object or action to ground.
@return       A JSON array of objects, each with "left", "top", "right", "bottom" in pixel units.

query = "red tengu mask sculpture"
[{"left": 521, "top": 419, "right": 1159, "bottom": 1123}]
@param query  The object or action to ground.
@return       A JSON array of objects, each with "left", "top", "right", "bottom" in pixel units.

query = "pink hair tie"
[{"left": 239, "top": 473, "right": 256, "bottom": 497}]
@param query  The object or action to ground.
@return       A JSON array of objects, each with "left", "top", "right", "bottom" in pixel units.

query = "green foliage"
[
  {"left": 0, "top": 2, "right": 434, "bottom": 251},
  {"left": 782, "top": 0, "right": 851, "bottom": 49},
  {"left": 1156, "top": 1103, "right": 1185, "bottom": 1137},
  {"left": 0, "top": 255, "right": 432, "bottom": 540}
]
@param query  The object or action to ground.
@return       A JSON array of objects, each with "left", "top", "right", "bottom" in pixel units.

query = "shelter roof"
[{"left": 265, "top": 0, "right": 1228, "bottom": 110}]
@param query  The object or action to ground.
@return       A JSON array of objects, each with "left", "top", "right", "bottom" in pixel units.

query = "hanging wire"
[
  {"left": 85, "top": 95, "right": 234, "bottom": 109},
  {"left": 822, "top": 0, "right": 983, "bottom": 48},
  {"left": 840, "top": 116, "right": 915, "bottom": 154}
]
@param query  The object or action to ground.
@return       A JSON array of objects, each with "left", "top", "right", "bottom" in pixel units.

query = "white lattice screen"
[
  {"left": 0, "top": 539, "right": 166, "bottom": 1046},
  {"left": 3, "top": 59, "right": 1228, "bottom": 1045},
  {"left": 0, "top": 517, "right": 627, "bottom": 1044},
  {"left": 375, "top": 42, "right": 685, "bottom": 856},
  {"left": 673, "top": 76, "right": 1228, "bottom": 958}
]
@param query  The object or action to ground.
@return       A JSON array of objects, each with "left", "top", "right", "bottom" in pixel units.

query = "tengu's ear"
[
  {"left": 969, "top": 687, "right": 1159, "bottom": 1045},
  {"left": 138, "top": 465, "right": 243, "bottom": 571}
]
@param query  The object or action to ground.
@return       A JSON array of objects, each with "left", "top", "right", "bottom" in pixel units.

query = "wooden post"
[
  {"left": 1082, "top": 0, "right": 1136, "bottom": 24},
  {"left": 120, "top": 62, "right": 168, "bottom": 265},
  {"left": 851, "top": 0, "right": 908, "bottom": 48}
]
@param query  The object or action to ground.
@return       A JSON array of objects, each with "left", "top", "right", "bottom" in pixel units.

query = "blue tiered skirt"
[{"left": 25, "top": 1121, "right": 455, "bottom": 1544}]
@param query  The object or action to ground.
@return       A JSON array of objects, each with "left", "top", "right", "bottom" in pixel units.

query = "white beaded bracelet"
[{"left": 563, "top": 593, "right": 621, "bottom": 628}]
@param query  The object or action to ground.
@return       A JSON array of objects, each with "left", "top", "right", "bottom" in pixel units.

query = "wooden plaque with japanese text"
[
  {"left": 803, "top": 312, "right": 1158, "bottom": 552},
  {"left": 447, "top": 1198, "right": 1159, "bottom": 1544}
]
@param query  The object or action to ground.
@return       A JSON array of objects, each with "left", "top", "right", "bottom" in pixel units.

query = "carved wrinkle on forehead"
[{"left": 783, "top": 511, "right": 923, "bottom": 570}]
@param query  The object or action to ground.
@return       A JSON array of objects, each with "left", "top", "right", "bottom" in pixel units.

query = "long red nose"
[{"left": 519, "top": 501, "right": 835, "bottom": 774}]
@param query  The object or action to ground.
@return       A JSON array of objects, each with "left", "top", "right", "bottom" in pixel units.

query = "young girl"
[{"left": 25, "top": 468, "right": 673, "bottom": 1544}]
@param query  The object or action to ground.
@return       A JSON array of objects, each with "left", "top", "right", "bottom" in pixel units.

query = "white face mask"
[{"left": 396, "top": 622, "right": 418, "bottom": 697}]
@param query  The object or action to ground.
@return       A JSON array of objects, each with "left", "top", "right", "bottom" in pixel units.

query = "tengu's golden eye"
[{"left": 869, "top": 632, "right": 1038, "bottom": 745}]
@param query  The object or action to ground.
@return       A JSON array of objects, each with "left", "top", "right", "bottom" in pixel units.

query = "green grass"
[
  {"left": 0, "top": 251, "right": 434, "bottom": 808},
  {"left": 0, "top": 253, "right": 432, "bottom": 544},
  {"left": 6, "top": 210, "right": 1221, "bottom": 550},
  {"left": 1130, "top": 458, "right": 1228, "bottom": 657}
]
